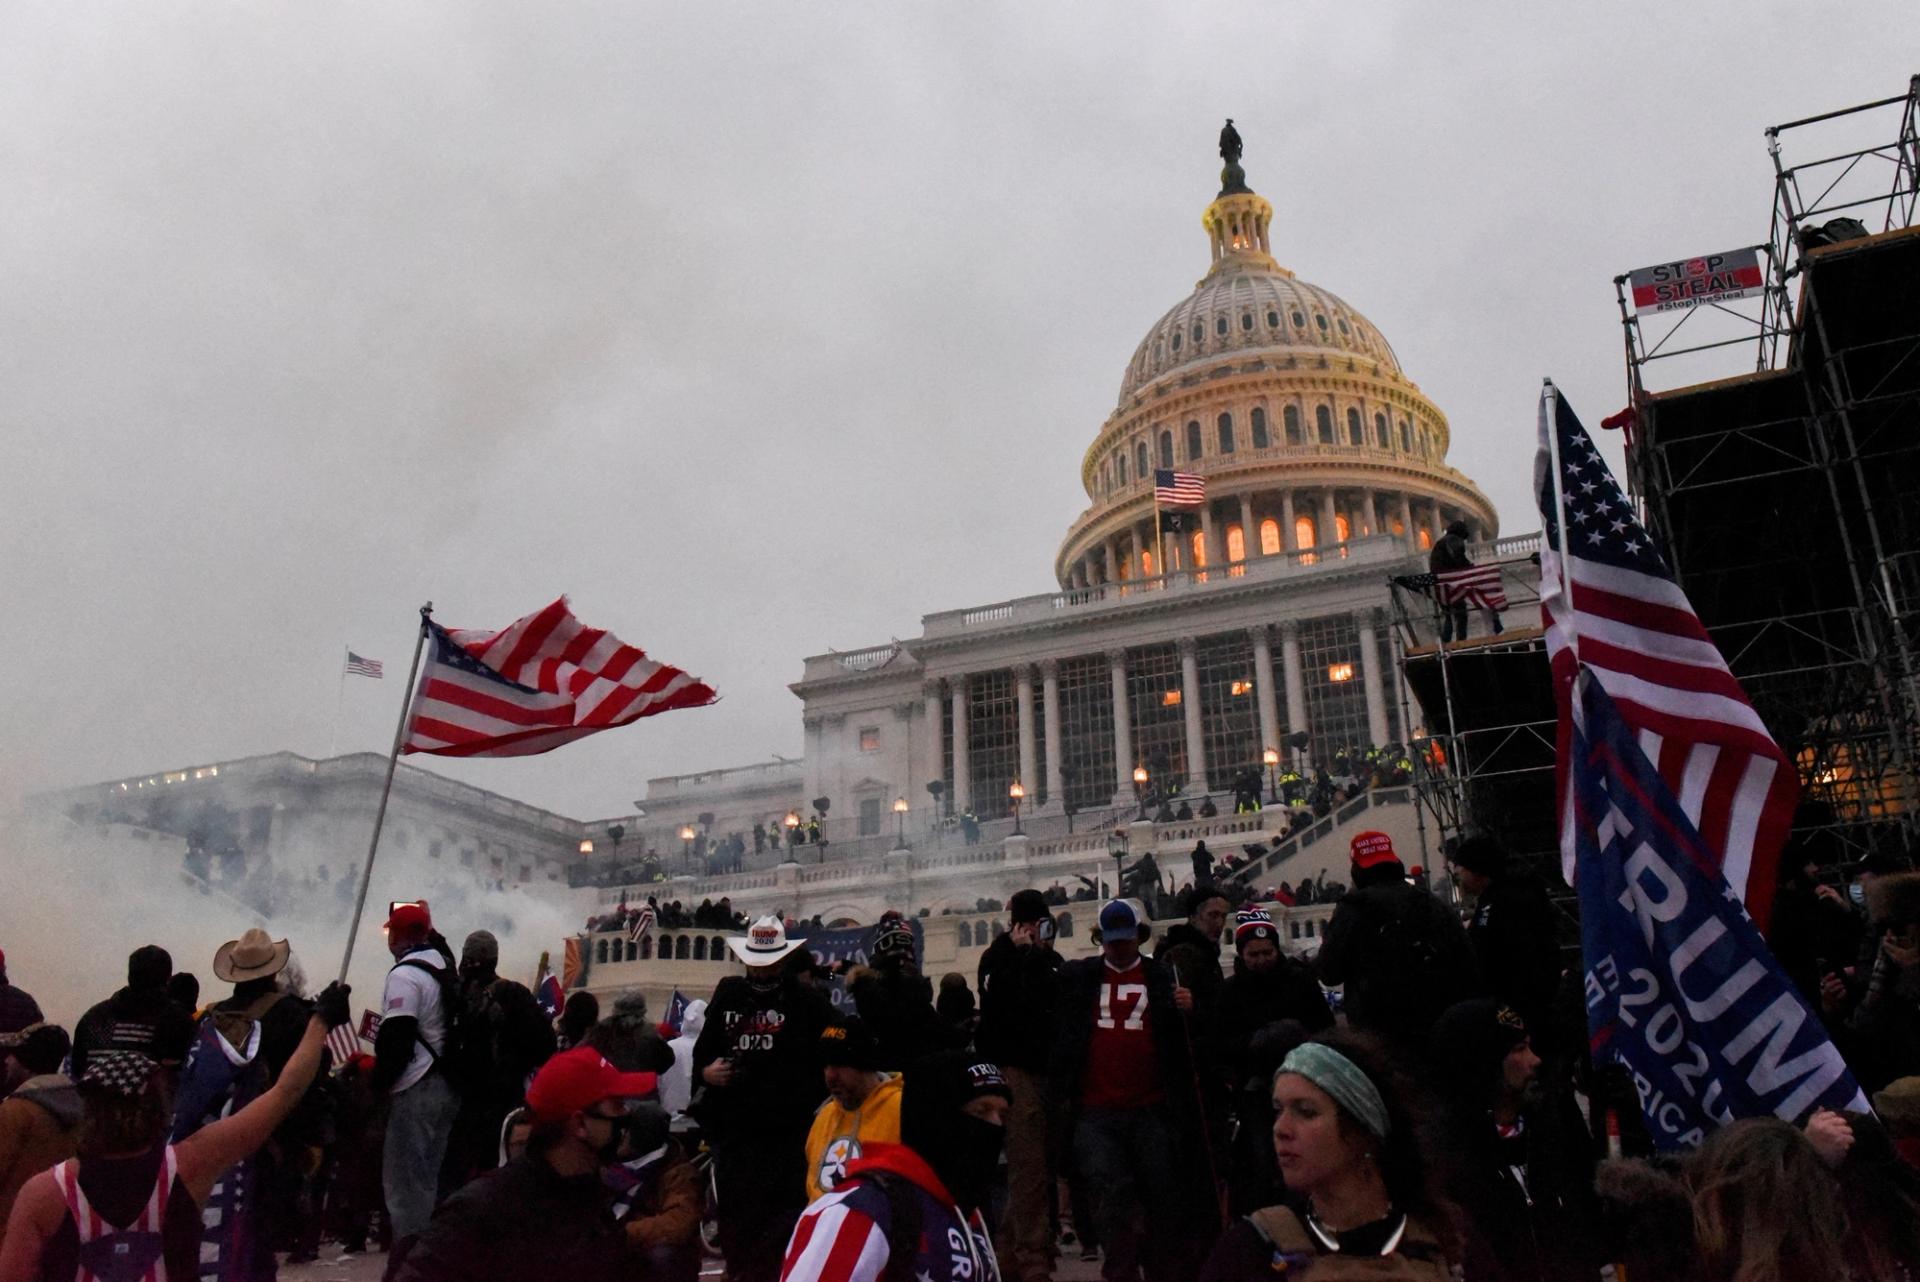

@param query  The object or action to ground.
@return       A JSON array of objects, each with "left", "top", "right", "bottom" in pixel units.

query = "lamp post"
[
  {"left": 892, "top": 797, "right": 910, "bottom": 851},
  {"left": 783, "top": 810, "right": 800, "bottom": 855},
  {"left": 1132, "top": 765, "right": 1150, "bottom": 821},
  {"left": 678, "top": 824, "right": 695, "bottom": 874},
  {"left": 1106, "top": 827, "right": 1129, "bottom": 900},
  {"left": 1263, "top": 747, "right": 1280, "bottom": 805},
  {"left": 578, "top": 839, "right": 594, "bottom": 857},
  {"left": 1008, "top": 780, "right": 1026, "bottom": 835}
]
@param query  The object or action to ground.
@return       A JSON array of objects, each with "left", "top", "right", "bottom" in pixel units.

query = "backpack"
[{"left": 396, "top": 958, "right": 490, "bottom": 1091}]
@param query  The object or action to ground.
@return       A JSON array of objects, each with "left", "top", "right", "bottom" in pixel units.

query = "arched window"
[
  {"left": 1266, "top": 309, "right": 1280, "bottom": 329},
  {"left": 1315, "top": 406, "right": 1334, "bottom": 444},
  {"left": 1295, "top": 516, "right": 1317, "bottom": 549},
  {"left": 595, "top": 938, "right": 608, "bottom": 964},
  {"left": 1216, "top": 316, "right": 1228, "bottom": 337},
  {"left": 626, "top": 940, "right": 638, "bottom": 961},
  {"left": 1335, "top": 514, "right": 1352, "bottom": 543},
  {"left": 1058, "top": 913, "right": 1073, "bottom": 938},
  {"left": 1284, "top": 405, "right": 1302, "bottom": 444},
  {"left": 1136, "top": 442, "right": 1149, "bottom": 477},
  {"left": 1142, "top": 549, "right": 1155, "bottom": 576},
  {"left": 957, "top": 922, "right": 971, "bottom": 946},
  {"left": 1117, "top": 454, "right": 1128, "bottom": 485},
  {"left": 1186, "top": 421, "right": 1203, "bottom": 461},
  {"left": 1251, "top": 407, "right": 1269, "bottom": 448},
  {"left": 712, "top": 937, "right": 725, "bottom": 957},
  {"left": 1217, "top": 412, "right": 1235, "bottom": 454},
  {"left": 1191, "top": 530, "right": 1208, "bottom": 566},
  {"left": 1417, "top": 527, "right": 1433, "bottom": 550},
  {"left": 693, "top": 936, "right": 707, "bottom": 961},
  {"left": 640, "top": 935, "right": 653, "bottom": 959},
  {"left": 1346, "top": 408, "right": 1363, "bottom": 445},
  {"left": 1260, "top": 518, "right": 1281, "bottom": 555},
  {"left": 1399, "top": 420, "right": 1412, "bottom": 451},
  {"left": 1374, "top": 413, "right": 1389, "bottom": 447},
  {"left": 1226, "top": 523, "right": 1245, "bottom": 562},
  {"left": 674, "top": 935, "right": 691, "bottom": 960},
  {"left": 1240, "top": 312, "right": 1253, "bottom": 332},
  {"left": 1158, "top": 430, "right": 1174, "bottom": 470}
]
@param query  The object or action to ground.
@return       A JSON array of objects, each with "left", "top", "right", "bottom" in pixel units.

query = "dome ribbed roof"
[{"left": 1117, "top": 267, "right": 1402, "bottom": 405}]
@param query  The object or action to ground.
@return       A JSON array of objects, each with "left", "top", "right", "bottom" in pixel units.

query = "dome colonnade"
[{"left": 1055, "top": 180, "right": 1497, "bottom": 590}]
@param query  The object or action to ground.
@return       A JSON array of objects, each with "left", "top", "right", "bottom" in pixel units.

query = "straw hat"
[{"left": 213, "top": 928, "right": 290, "bottom": 984}]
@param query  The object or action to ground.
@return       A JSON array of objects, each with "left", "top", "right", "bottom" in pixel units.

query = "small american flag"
[
  {"left": 1153, "top": 469, "right": 1206, "bottom": 507},
  {"left": 401, "top": 598, "right": 717, "bottom": 758},
  {"left": 1538, "top": 384, "right": 1798, "bottom": 930},
  {"left": 325, "top": 1023, "right": 362, "bottom": 1071},
  {"left": 1436, "top": 565, "right": 1509, "bottom": 611},
  {"left": 628, "top": 904, "right": 655, "bottom": 944},
  {"left": 345, "top": 651, "right": 384, "bottom": 679}
]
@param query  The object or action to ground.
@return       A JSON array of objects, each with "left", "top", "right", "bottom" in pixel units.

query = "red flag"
[{"left": 402, "top": 598, "right": 716, "bottom": 758}]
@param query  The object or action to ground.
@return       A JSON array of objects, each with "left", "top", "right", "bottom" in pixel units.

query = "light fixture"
[
  {"left": 678, "top": 824, "right": 696, "bottom": 842},
  {"left": 578, "top": 839, "right": 594, "bottom": 855},
  {"left": 1263, "top": 748, "right": 1280, "bottom": 767},
  {"left": 1008, "top": 781, "right": 1026, "bottom": 801},
  {"left": 1008, "top": 780, "right": 1026, "bottom": 834},
  {"left": 1230, "top": 680, "right": 1253, "bottom": 697},
  {"left": 892, "top": 797, "right": 909, "bottom": 814},
  {"left": 1162, "top": 689, "right": 1182, "bottom": 706},
  {"left": 784, "top": 811, "right": 800, "bottom": 828},
  {"left": 1132, "top": 765, "right": 1149, "bottom": 786}
]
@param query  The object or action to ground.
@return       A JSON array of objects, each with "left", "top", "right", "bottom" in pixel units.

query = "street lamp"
[
  {"left": 1262, "top": 747, "right": 1280, "bottom": 804},
  {"left": 678, "top": 824, "right": 696, "bottom": 873},
  {"left": 1132, "top": 765, "right": 1150, "bottom": 821},
  {"left": 783, "top": 810, "right": 801, "bottom": 853},
  {"left": 1008, "top": 780, "right": 1026, "bottom": 835},
  {"left": 578, "top": 839, "right": 594, "bottom": 856},
  {"left": 1106, "top": 828, "right": 1129, "bottom": 900},
  {"left": 892, "top": 797, "right": 910, "bottom": 850}
]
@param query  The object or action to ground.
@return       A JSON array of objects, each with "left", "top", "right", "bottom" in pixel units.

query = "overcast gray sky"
[{"left": 2, "top": 4, "right": 1910, "bottom": 820}]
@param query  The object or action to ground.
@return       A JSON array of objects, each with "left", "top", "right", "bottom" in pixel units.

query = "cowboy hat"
[
  {"left": 726, "top": 916, "right": 806, "bottom": 966},
  {"left": 213, "top": 928, "right": 290, "bottom": 984}
]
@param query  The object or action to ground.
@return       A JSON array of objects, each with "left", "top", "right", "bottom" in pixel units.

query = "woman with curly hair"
[{"left": 1199, "top": 1029, "right": 1454, "bottom": 1280}]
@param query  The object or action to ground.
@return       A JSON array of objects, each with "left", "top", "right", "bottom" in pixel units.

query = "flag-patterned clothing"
[
  {"left": 1536, "top": 386, "right": 1797, "bottom": 929},
  {"left": 1152, "top": 469, "right": 1206, "bottom": 506},
  {"left": 780, "top": 1144, "right": 1001, "bottom": 1282},
  {"left": 402, "top": 598, "right": 716, "bottom": 758},
  {"left": 51, "top": 1147, "right": 183, "bottom": 1282}
]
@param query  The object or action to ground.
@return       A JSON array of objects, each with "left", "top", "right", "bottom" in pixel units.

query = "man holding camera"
[{"left": 976, "top": 889, "right": 1062, "bottom": 1282}]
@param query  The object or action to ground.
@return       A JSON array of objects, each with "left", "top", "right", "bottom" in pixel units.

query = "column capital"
[
  {"left": 1106, "top": 647, "right": 1129, "bottom": 666},
  {"left": 802, "top": 715, "right": 824, "bottom": 732},
  {"left": 951, "top": 671, "right": 971, "bottom": 694},
  {"left": 1013, "top": 663, "right": 1036, "bottom": 686},
  {"left": 824, "top": 712, "right": 848, "bottom": 728},
  {"left": 890, "top": 702, "right": 917, "bottom": 720},
  {"left": 1177, "top": 636, "right": 1199, "bottom": 661},
  {"left": 1278, "top": 618, "right": 1301, "bottom": 640},
  {"left": 1352, "top": 606, "right": 1384, "bottom": 629},
  {"left": 921, "top": 679, "right": 944, "bottom": 701},
  {"left": 1246, "top": 624, "right": 1272, "bottom": 648},
  {"left": 1038, "top": 657, "right": 1060, "bottom": 679}
]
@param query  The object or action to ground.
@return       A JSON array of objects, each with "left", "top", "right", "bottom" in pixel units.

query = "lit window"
[
  {"left": 1295, "top": 516, "right": 1317, "bottom": 549},
  {"left": 1186, "top": 421, "right": 1203, "bottom": 460},
  {"left": 1328, "top": 663, "right": 1355, "bottom": 682},
  {"left": 1217, "top": 412, "right": 1235, "bottom": 454},
  {"left": 164, "top": 771, "right": 187, "bottom": 784},
  {"left": 1191, "top": 530, "right": 1207, "bottom": 566},
  {"left": 1418, "top": 528, "right": 1433, "bottom": 549},
  {"left": 1226, "top": 523, "right": 1245, "bottom": 562},
  {"left": 1336, "top": 514, "right": 1351, "bottom": 542},
  {"left": 1230, "top": 680, "right": 1254, "bottom": 696},
  {"left": 1251, "top": 407, "right": 1269, "bottom": 448},
  {"left": 1260, "top": 518, "right": 1281, "bottom": 555},
  {"left": 859, "top": 726, "right": 881, "bottom": 753},
  {"left": 1162, "top": 689, "right": 1183, "bottom": 706},
  {"left": 1143, "top": 549, "right": 1155, "bottom": 575}
]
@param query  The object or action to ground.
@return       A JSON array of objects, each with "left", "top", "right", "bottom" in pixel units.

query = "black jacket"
[
  {"left": 70, "top": 987, "right": 194, "bottom": 1080},
  {"left": 975, "top": 934, "right": 1061, "bottom": 1073},
  {"left": 848, "top": 966, "right": 953, "bottom": 1071},
  {"left": 690, "top": 974, "right": 832, "bottom": 1144},
  {"left": 1210, "top": 961, "right": 1334, "bottom": 1089},
  {"left": 1435, "top": 1093, "right": 1605, "bottom": 1282},
  {"left": 1317, "top": 873, "right": 1480, "bottom": 1052},
  {"left": 390, "top": 1153, "right": 631, "bottom": 1282},
  {"left": 1466, "top": 874, "right": 1563, "bottom": 1036}
]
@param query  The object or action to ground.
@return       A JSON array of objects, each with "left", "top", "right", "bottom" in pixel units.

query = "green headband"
[{"left": 1277, "top": 1043, "right": 1391, "bottom": 1140}]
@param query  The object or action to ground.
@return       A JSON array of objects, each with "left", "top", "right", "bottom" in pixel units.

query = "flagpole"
[
  {"left": 1153, "top": 490, "right": 1166, "bottom": 585},
  {"left": 338, "top": 602, "right": 433, "bottom": 985},
  {"left": 1542, "top": 378, "right": 1580, "bottom": 664},
  {"left": 329, "top": 648, "right": 347, "bottom": 759}
]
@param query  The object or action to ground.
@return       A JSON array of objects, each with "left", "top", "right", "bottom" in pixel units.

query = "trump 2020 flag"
[
  {"left": 403, "top": 598, "right": 716, "bottom": 758},
  {"left": 1571, "top": 668, "right": 1864, "bottom": 1148}
]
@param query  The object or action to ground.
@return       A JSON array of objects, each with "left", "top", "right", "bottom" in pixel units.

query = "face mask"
[
  {"left": 586, "top": 1114, "right": 631, "bottom": 1164},
  {"left": 940, "top": 1114, "right": 1006, "bottom": 1210}
]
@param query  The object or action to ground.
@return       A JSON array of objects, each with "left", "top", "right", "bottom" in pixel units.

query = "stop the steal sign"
[{"left": 1629, "top": 248, "right": 1766, "bottom": 314}]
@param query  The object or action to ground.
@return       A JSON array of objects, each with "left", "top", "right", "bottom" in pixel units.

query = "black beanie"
[
  {"left": 818, "top": 1018, "right": 883, "bottom": 1071},
  {"left": 1008, "top": 889, "right": 1048, "bottom": 925},
  {"left": 901, "top": 1052, "right": 1010, "bottom": 1210},
  {"left": 127, "top": 945, "right": 172, "bottom": 991}
]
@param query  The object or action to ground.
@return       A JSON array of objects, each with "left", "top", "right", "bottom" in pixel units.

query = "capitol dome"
[{"left": 1056, "top": 151, "right": 1497, "bottom": 590}]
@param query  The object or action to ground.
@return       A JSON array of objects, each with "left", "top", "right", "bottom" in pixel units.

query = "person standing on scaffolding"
[{"left": 1429, "top": 518, "right": 1502, "bottom": 642}]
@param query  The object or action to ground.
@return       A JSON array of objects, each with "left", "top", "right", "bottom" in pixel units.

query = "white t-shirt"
[{"left": 382, "top": 948, "right": 448, "bottom": 1094}]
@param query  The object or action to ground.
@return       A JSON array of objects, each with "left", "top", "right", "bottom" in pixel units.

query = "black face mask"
[
  {"left": 586, "top": 1114, "right": 631, "bottom": 1165},
  {"left": 946, "top": 1115, "right": 1005, "bottom": 1210}
]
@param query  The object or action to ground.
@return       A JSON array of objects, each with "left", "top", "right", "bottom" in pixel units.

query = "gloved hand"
[{"left": 316, "top": 981, "right": 352, "bottom": 1030}]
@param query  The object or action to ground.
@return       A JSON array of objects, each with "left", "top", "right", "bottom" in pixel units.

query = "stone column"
[
  {"left": 1320, "top": 490, "right": 1340, "bottom": 547},
  {"left": 802, "top": 716, "right": 823, "bottom": 807},
  {"left": 1102, "top": 536, "right": 1121, "bottom": 584},
  {"left": 1281, "top": 490, "right": 1298, "bottom": 553},
  {"left": 1237, "top": 493, "right": 1255, "bottom": 561},
  {"left": 950, "top": 676, "right": 971, "bottom": 818},
  {"left": 1015, "top": 665, "right": 1037, "bottom": 802},
  {"left": 1199, "top": 505, "right": 1219, "bottom": 576},
  {"left": 1179, "top": 638, "right": 1209, "bottom": 794},
  {"left": 923, "top": 681, "right": 944, "bottom": 812},
  {"left": 1357, "top": 489, "right": 1375, "bottom": 538},
  {"left": 1357, "top": 610, "right": 1390, "bottom": 746},
  {"left": 1108, "top": 648, "right": 1134, "bottom": 801},
  {"left": 1040, "top": 659, "right": 1064, "bottom": 810},
  {"left": 1250, "top": 626, "right": 1281, "bottom": 756},
  {"left": 1397, "top": 493, "right": 1415, "bottom": 545},
  {"left": 1280, "top": 621, "right": 1308, "bottom": 764},
  {"left": 1429, "top": 501, "right": 1446, "bottom": 543}
]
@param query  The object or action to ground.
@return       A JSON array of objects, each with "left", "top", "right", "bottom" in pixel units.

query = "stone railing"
[{"left": 798, "top": 644, "right": 907, "bottom": 683}]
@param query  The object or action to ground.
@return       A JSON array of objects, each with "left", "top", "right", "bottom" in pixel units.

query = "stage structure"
[{"left": 1620, "top": 75, "right": 1920, "bottom": 868}]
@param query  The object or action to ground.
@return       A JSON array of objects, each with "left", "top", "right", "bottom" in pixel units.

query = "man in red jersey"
[{"left": 1049, "top": 901, "right": 1217, "bottom": 1282}]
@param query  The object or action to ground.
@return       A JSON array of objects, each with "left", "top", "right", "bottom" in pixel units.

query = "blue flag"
[
  {"left": 663, "top": 988, "right": 690, "bottom": 1034},
  {"left": 1571, "top": 669, "right": 1865, "bottom": 1148},
  {"left": 796, "top": 920, "right": 925, "bottom": 1018}
]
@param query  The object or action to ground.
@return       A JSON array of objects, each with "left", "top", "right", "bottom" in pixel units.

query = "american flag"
[
  {"left": 627, "top": 903, "right": 655, "bottom": 944},
  {"left": 401, "top": 598, "right": 717, "bottom": 758},
  {"left": 1436, "top": 565, "right": 1509, "bottom": 611},
  {"left": 344, "top": 651, "right": 384, "bottom": 679},
  {"left": 324, "top": 1023, "right": 362, "bottom": 1071},
  {"left": 1153, "top": 469, "right": 1206, "bottom": 507},
  {"left": 1538, "top": 384, "right": 1797, "bottom": 930}
]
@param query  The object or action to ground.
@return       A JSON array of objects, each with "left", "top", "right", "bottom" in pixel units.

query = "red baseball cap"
[
  {"left": 1350, "top": 830, "right": 1400, "bottom": 870},
  {"left": 525, "top": 1047, "right": 657, "bottom": 1122},
  {"left": 384, "top": 902, "right": 431, "bottom": 936}
]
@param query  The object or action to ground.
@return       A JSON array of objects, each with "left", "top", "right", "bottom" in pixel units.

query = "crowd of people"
[{"left": 6, "top": 824, "right": 1920, "bottom": 1281}]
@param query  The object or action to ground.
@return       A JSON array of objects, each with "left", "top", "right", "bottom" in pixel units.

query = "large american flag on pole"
[
  {"left": 1538, "top": 384, "right": 1798, "bottom": 930},
  {"left": 402, "top": 598, "right": 717, "bottom": 758},
  {"left": 1153, "top": 469, "right": 1206, "bottom": 506}
]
